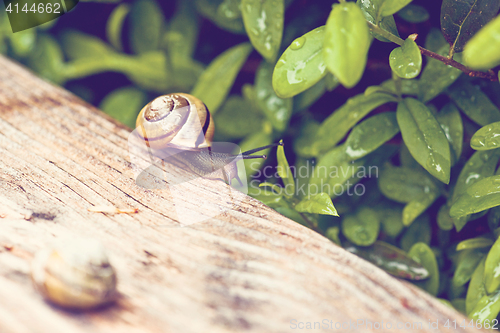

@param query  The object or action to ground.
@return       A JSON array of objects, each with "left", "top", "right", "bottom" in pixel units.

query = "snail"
[
  {"left": 135, "top": 93, "right": 280, "bottom": 185},
  {"left": 31, "top": 238, "right": 117, "bottom": 310}
]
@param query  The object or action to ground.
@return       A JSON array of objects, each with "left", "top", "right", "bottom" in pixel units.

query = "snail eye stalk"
[
  {"left": 241, "top": 154, "right": 267, "bottom": 160},
  {"left": 241, "top": 141, "right": 283, "bottom": 156}
]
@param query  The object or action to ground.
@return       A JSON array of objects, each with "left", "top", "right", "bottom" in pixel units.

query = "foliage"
[{"left": 3, "top": 0, "right": 500, "bottom": 321}]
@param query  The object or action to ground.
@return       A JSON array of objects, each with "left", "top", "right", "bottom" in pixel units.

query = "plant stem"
[
  {"left": 367, "top": 21, "right": 404, "bottom": 45},
  {"left": 367, "top": 22, "right": 498, "bottom": 82},
  {"left": 448, "top": 47, "right": 455, "bottom": 59},
  {"left": 392, "top": 71, "right": 402, "bottom": 98}
]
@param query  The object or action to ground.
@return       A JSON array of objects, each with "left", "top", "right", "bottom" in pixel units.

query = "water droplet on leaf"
[{"left": 290, "top": 36, "right": 306, "bottom": 50}]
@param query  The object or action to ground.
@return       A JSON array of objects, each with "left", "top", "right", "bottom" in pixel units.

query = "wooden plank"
[{"left": 0, "top": 55, "right": 481, "bottom": 332}]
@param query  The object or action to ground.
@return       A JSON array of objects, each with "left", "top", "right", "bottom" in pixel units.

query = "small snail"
[
  {"left": 31, "top": 238, "right": 117, "bottom": 310},
  {"left": 135, "top": 93, "right": 280, "bottom": 185}
]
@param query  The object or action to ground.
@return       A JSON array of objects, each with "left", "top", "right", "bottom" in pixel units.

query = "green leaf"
[
  {"left": 248, "top": 187, "right": 284, "bottom": 207},
  {"left": 376, "top": 204, "right": 404, "bottom": 237},
  {"left": 447, "top": 78, "right": 500, "bottom": 127},
  {"left": 399, "top": 142, "right": 420, "bottom": 169},
  {"left": 466, "top": 257, "right": 486, "bottom": 315},
  {"left": 375, "top": 16, "right": 400, "bottom": 44},
  {"left": 457, "top": 237, "right": 494, "bottom": 251},
  {"left": 464, "top": 15, "right": 500, "bottom": 70},
  {"left": 469, "top": 290, "right": 500, "bottom": 322},
  {"left": 241, "top": 0, "right": 283, "bottom": 62},
  {"left": 408, "top": 242, "right": 439, "bottom": 295},
  {"left": 489, "top": 206, "right": 500, "bottom": 232},
  {"left": 308, "top": 144, "right": 397, "bottom": 199},
  {"left": 8, "top": 28, "right": 36, "bottom": 57},
  {"left": 295, "top": 192, "right": 338, "bottom": 216},
  {"left": 400, "top": 214, "right": 431, "bottom": 252},
  {"left": 106, "top": 3, "right": 130, "bottom": 51},
  {"left": 441, "top": 0, "right": 500, "bottom": 53},
  {"left": 170, "top": 61, "right": 205, "bottom": 92},
  {"left": 195, "top": 0, "right": 245, "bottom": 33},
  {"left": 452, "top": 249, "right": 485, "bottom": 287},
  {"left": 293, "top": 77, "right": 327, "bottom": 112},
  {"left": 277, "top": 141, "right": 295, "bottom": 196},
  {"left": 344, "top": 112, "right": 399, "bottom": 160},
  {"left": 356, "top": 0, "right": 400, "bottom": 43},
  {"left": 62, "top": 51, "right": 170, "bottom": 91},
  {"left": 293, "top": 119, "right": 320, "bottom": 157},
  {"left": 449, "top": 150, "right": 500, "bottom": 230},
  {"left": 191, "top": 43, "right": 252, "bottom": 113},
  {"left": 130, "top": 0, "right": 165, "bottom": 54},
  {"left": 402, "top": 197, "right": 438, "bottom": 227},
  {"left": 379, "top": 0, "right": 413, "bottom": 17},
  {"left": 418, "top": 44, "right": 462, "bottom": 102},
  {"left": 325, "top": 227, "right": 341, "bottom": 245},
  {"left": 341, "top": 207, "right": 379, "bottom": 246},
  {"left": 397, "top": 4, "right": 429, "bottom": 23},
  {"left": 124, "top": 52, "right": 171, "bottom": 91},
  {"left": 450, "top": 175, "right": 500, "bottom": 218},
  {"left": 28, "top": 34, "right": 65, "bottom": 85},
  {"left": 425, "top": 28, "right": 448, "bottom": 52},
  {"left": 307, "top": 146, "right": 356, "bottom": 194},
  {"left": 164, "top": 0, "right": 199, "bottom": 63},
  {"left": 451, "top": 299, "right": 466, "bottom": 314},
  {"left": 325, "top": 73, "right": 339, "bottom": 90},
  {"left": 438, "top": 298, "right": 454, "bottom": 309},
  {"left": 380, "top": 78, "right": 419, "bottom": 96},
  {"left": 323, "top": 2, "right": 370, "bottom": 88},
  {"left": 99, "top": 87, "right": 146, "bottom": 128},
  {"left": 436, "top": 103, "right": 463, "bottom": 165},
  {"left": 308, "top": 93, "right": 397, "bottom": 157},
  {"left": 345, "top": 241, "right": 429, "bottom": 280},
  {"left": 396, "top": 98, "right": 451, "bottom": 184},
  {"left": 471, "top": 121, "right": 500, "bottom": 150},
  {"left": 161, "top": 1, "right": 203, "bottom": 91},
  {"left": 276, "top": 207, "right": 309, "bottom": 226},
  {"left": 451, "top": 150, "right": 500, "bottom": 203},
  {"left": 293, "top": 158, "right": 314, "bottom": 200},
  {"left": 61, "top": 30, "right": 113, "bottom": 60},
  {"left": 255, "top": 62, "right": 293, "bottom": 131},
  {"left": 63, "top": 58, "right": 115, "bottom": 81},
  {"left": 378, "top": 166, "right": 440, "bottom": 225},
  {"left": 307, "top": 147, "right": 359, "bottom": 197},
  {"left": 437, "top": 203, "right": 454, "bottom": 230},
  {"left": 389, "top": 38, "right": 422, "bottom": 79},
  {"left": 272, "top": 26, "right": 328, "bottom": 98},
  {"left": 259, "top": 182, "right": 283, "bottom": 195},
  {"left": 214, "top": 96, "right": 264, "bottom": 140},
  {"left": 364, "top": 85, "right": 396, "bottom": 97},
  {"left": 484, "top": 236, "right": 500, "bottom": 294}
]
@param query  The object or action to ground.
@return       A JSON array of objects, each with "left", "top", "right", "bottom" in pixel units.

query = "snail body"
[
  {"left": 31, "top": 238, "right": 117, "bottom": 310},
  {"left": 135, "top": 93, "right": 279, "bottom": 184}
]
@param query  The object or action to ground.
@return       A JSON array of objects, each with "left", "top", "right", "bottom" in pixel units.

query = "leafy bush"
[{"left": 3, "top": 0, "right": 500, "bottom": 321}]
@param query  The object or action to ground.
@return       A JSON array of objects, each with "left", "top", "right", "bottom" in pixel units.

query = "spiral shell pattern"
[{"left": 136, "top": 93, "right": 215, "bottom": 150}]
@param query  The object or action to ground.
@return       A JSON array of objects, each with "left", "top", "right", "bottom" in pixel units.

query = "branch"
[
  {"left": 367, "top": 22, "right": 499, "bottom": 82},
  {"left": 419, "top": 46, "right": 498, "bottom": 81}
]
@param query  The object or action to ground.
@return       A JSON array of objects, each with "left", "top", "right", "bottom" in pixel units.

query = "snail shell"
[
  {"left": 31, "top": 238, "right": 117, "bottom": 310},
  {"left": 134, "top": 93, "right": 273, "bottom": 185},
  {"left": 136, "top": 93, "right": 215, "bottom": 151}
]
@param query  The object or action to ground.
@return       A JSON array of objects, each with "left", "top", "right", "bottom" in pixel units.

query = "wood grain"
[{"left": 0, "top": 55, "right": 482, "bottom": 333}]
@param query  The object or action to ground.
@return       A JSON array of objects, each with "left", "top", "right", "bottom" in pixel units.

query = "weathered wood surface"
[{"left": 0, "top": 55, "right": 482, "bottom": 333}]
